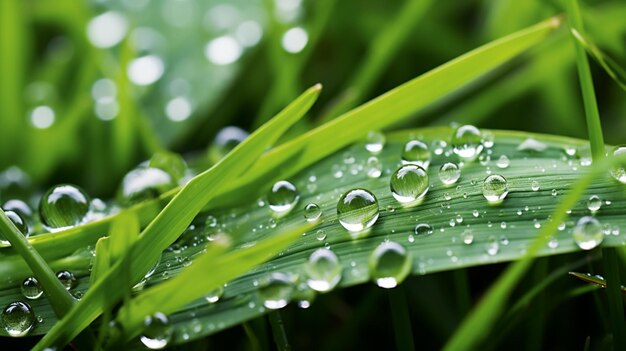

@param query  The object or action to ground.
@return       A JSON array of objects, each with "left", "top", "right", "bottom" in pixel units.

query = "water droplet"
[
  {"left": 205, "top": 286, "right": 224, "bottom": 303},
  {"left": 482, "top": 175, "right": 509, "bottom": 203},
  {"left": 366, "top": 156, "right": 382, "bottom": 178},
  {"left": 337, "top": 189, "right": 379, "bottom": 232},
  {"left": 390, "top": 165, "right": 429, "bottom": 204},
  {"left": 438, "top": 162, "right": 461, "bottom": 185},
  {"left": 610, "top": 146, "right": 626, "bottom": 183},
  {"left": 551, "top": 189, "right": 558, "bottom": 197},
  {"left": 564, "top": 146, "right": 577, "bottom": 156},
  {"left": 485, "top": 236, "right": 499, "bottom": 256},
  {"left": 462, "top": 229, "right": 474, "bottom": 244},
  {"left": 472, "top": 209, "right": 480, "bottom": 218},
  {"left": 211, "top": 126, "right": 249, "bottom": 160},
  {"left": 39, "top": 184, "right": 90, "bottom": 230},
  {"left": 140, "top": 312, "right": 173, "bottom": 349},
  {"left": 259, "top": 272, "right": 294, "bottom": 309},
  {"left": 531, "top": 181, "right": 540, "bottom": 191},
  {"left": 365, "top": 131, "right": 385, "bottom": 153},
  {"left": 268, "top": 180, "right": 299, "bottom": 215},
  {"left": 482, "top": 131, "right": 494, "bottom": 148},
  {"left": 3, "top": 199, "right": 33, "bottom": 220},
  {"left": 496, "top": 155, "right": 510, "bottom": 169},
  {"left": 119, "top": 167, "right": 175, "bottom": 205},
  {"left": 414, "top": 223, "right": 433, "bottom": 236},
  {"left": 1, "top": 302, "right": 35, "bottom": 337},
  {"left": 500, "top": 221, "right": 507, "bottom": 229},
  {"left": 401, "top": 140, "right": 430, "bottom": 168},
  {"left": 0, "top": 210, "right": 29, "bottom": 245},
  {"left": 452, "top": 125, "right": 483, "bottom": 161},
  {"left": 587, "top": 195, "right": 602, "bottom": 213},
  {"left": 573, "top": 216, "right": 603, "bottom": 250},
  {"left": 21, "top": 277, "right": 42, "bottom": 300},
  {"left": 305, "top": 249, "right": 341, "bottom": 292},
  {"left": 56, "top": 270, "right": 77, "bottom": 290},
  {"left": 303, "top": 203, "right": 322, "bottom": 222},
  {"left": 368, "top": 241, "right": 412, "bottom": 289}
]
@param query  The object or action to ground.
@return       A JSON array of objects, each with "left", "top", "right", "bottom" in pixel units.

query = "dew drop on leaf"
[
  {"left": 401, "top": 140, "right": 430, "bottom": 168},
  {"left": 140, "top": 312, "right": 173, "bottom": 349},
  {"left": 268, "top": 180, "right": 299, "bottom": 215},
  {"left": 573, "top": 216, "right": 603, "bottom": 250},
  {"left": 337, "top": 188, "right": 379, "bottom": 232},
  {"left": 305, "top": 248, "right": 341, "bottom": 292},
  {"left": 452, "top": 125, "right": 483, "bottom": 161},
  {"left": 39, "top": 184, "right": 90, "bottom": 230},
  {"left": 482, "top": 175, "right": 509, "bottom": 203},
  {"left": 259, "top": 272, "right": 294, "bottom": 309},
  {"left": 1, "top": 302, "right": 35, "bottom": 337},
  {"left": 368, "top": 241, "right": 411, "bottom": 289},
  {"left": 438, "top": 162, "right": 460, "bottom": 185},
  {"left": 21, "top": 277, "right": 42, "bottom": 300},
  {"left": 390, "top": 165, "right": 429, "bottom": 204}
]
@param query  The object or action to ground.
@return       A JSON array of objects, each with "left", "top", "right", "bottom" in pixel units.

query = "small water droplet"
[
  {"left": 205, "top": 286, "right": 224, "bottom": 303},
  {"left": 0, "top": 210, "right": 29, "bottom": 245},
  {"left": 21, "top": 277, "right": 42, "bottom": 300},
  {"left": 452, "top": 125, "right": 483, "bottom": 161},
  {"left": 305, "top": 249, "right": 341, "bottom": 292},
  {"left": 365, "top": 131, "right": 385, "bottom": 153},
  {"left": 565, "top": 146, "right": 577, "bottom": 156},
  {"left": 414, "top": 223, "right": 433, "bottom": 236},
  {"left": 390, "top": 165, "right": 429, "bottom": 205},
  {"left": 462, "top": 229, "right": 474, "bottom": 244},
  {"left": 482, "top": 131, "right": 494, "bottom": 148},
  {"left": 259, "top": 272, "right": 294, "bottom": 309},
  {"left": 401, "top": 140, "right": 430, "bottom": 168},
  {"left": 573, "top": 216, "right": 603, "bottom": 250},
  {"left": 610, "top": 146, "right": 626, "bottom": 183},
  {"left": 496, "top": 155, "right": 510, "bottom": 169},
  {"left": 472, "top": 209, "right": 480, "bottom": 218},
  {"left": 140, "top": 312, "right": 173, "bottom": 349},
  {"left": 368, "top": 241, "right": 412, "bottom": 289},
  {"left": 485, "top": 236, "right": 499, "bottom": 256},
  {"left": 551, "top": 189, "right": 558, "bottom": 197},
  {"left": 366, "top": 156, "right": 382, "bottom": 178},
  {"left": 39, "top": 184, "right": 90, "bottom": 230},
  {"left": 303, "top": 203, "right": 322, "bottom": 222},
  {"left": 119, "top": 167, "right": 175, "bottom": 205},
  {"left": 482, "top": 175, "right": 509, "bottom": 203},
  {"left": 587, "top": 195, "right": 602, "bottom": 213},
  {"left": 531, "top": 181, "right": 540, "bottom": 191},
  {"left": 500, "top": 221, "right": 507, "bottom": 229},
  {"left": 268, "top": 180, "right": 299, "bottom": 215},
  {"left": 337, "top": 188, "right": 379, "bottom": 232},
  {"left": 1, "top": 302, "right": 35, "bottom": 337},
  {"left": 56, "top": 270, "right": 77, "bottom": 290},
  {"left": 315, "top": 229, "right": 326, "bottom": 241},
  {"left": 438, "top": 162, "right": 461, "bottom": 186}
]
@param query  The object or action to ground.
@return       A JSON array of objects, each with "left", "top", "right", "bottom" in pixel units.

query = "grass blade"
[{"left": 32, "top": 84, "right": 322, "bottom": 350}]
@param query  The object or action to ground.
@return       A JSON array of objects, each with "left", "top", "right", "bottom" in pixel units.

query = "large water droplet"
[
  {"left": 140, "top": 312, "right": 173, "bottom": 349},
  {"left": 1, "top": 302, "right": 35, "bottom": 337},
  {"left": 438, "top": 162, "right": 460, "bottom": 185},
  {"left": 303, "top": 203, "right": 322, "bottom": 222},
  {"left": 21, "top": 277, "right": 43, "bottom": 300},
  {"left": 268, "top": 180, "right": 299, "bottom": 215},
  {"left": 305, "top": 249, "right": 341, "bottom": 292},
  {"left": 259, "top": 272, "right": 294, "bottom": 309},
  {"left": 390, "top": 165, "right": 429, "bottom": 204},
  {"left": 365, "top": 131, "right": 385, "bottom": 154},
  {"left": 337, "top": 188, "right": 379, "bottom": 232},
  {"left": 587, "top": 195, "right": 602, "bottom": 213},
  {"left": 2, "top": 199, "right": 33, "bottom": 220},
  {"left": 414, "top": 223, "right": 433, "bottom": 236},
  {"left": 39, "top": 184, "right": 90, "bottom": 230},
  {"left": 452, "top": 125, "right": 483, "bottom": 161},
  {"left": 56, "top": 270, "right": 77, "bottom": 290},
  {"left": 482, "top": 175, "right": 509, "bottom": 203},
  {"left": 369, "top": 241, "right": 411, "bottom": 289},
  {"left": 401, "top": 140, "right": 430, "bottom": 168},
  {"left": 462, "top": 229, "right": 474, "bottom": 244},
  {"left": 610, "top": 145, "right": 626, "bottom": 183},
  {"left": 119, "top": 167, "right": 175, "bottom": 205},
  {"left": 573, "top": 216, "right": 603, "bottom": 250}
]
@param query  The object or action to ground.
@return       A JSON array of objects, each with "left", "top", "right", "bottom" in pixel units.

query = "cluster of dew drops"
[
  {"left": 258, "top": 125, "right": 626, "bottom": 314},
  {"left": 1, "top": 125, "right": 625, "bottom": 347}
]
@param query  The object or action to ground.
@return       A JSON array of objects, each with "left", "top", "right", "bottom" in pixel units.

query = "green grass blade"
[
  {"left": 0, "top": 210, "right": 75, "bottom": 317},
  {"left": 443, "top": 151, "right": 626, "bottom": 351},
  {"left": 220, "top": 17, "right": 562, "bottom": 206},
  {"left": 32, "top": 84, "right": 322, "bottom": 350},
  {"left": 571, "top": 29, "right": 626, "bottom": 91}
]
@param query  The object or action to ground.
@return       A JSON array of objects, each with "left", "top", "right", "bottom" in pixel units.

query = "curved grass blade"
[
  {"left": 32, "top": 84, "right": 322, "bottom": 350},
  {"left": 569, "top": 272, "right": 626, "bottom": 293},
  {"left": 571, "top": 29, "right": 626, "bottom": 91}
]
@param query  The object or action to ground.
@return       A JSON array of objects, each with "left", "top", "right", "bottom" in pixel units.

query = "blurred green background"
[{"left": 1, "top": 0, "right": 624, "bottom": 198}]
